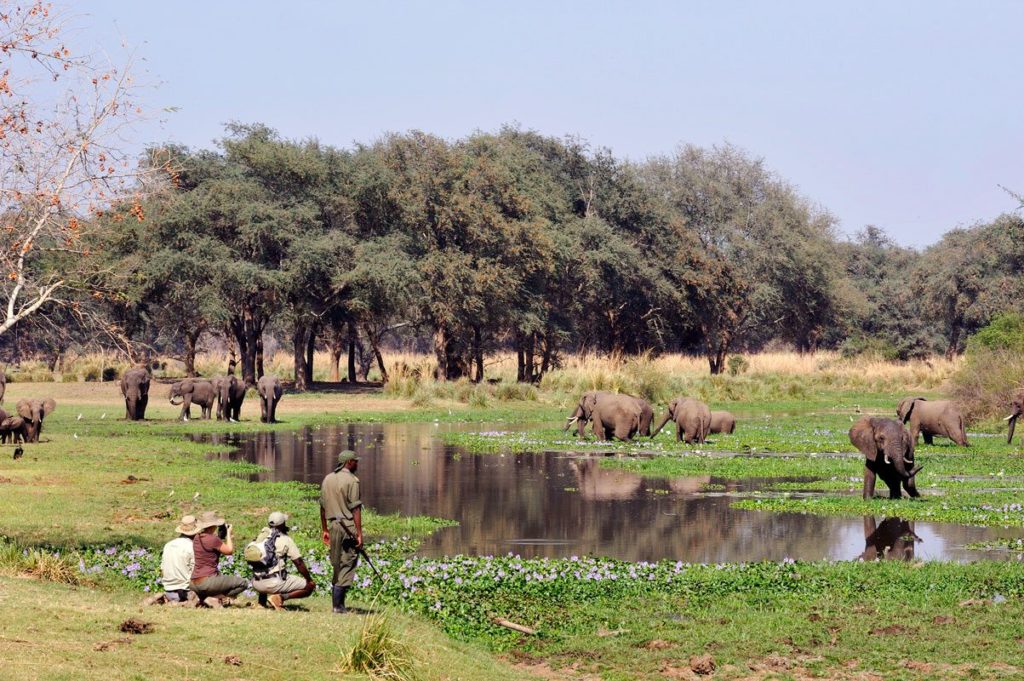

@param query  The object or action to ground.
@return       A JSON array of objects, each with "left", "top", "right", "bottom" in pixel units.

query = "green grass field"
[{"left": 2, "top": 378, "right": 1024, "bottom": 680}]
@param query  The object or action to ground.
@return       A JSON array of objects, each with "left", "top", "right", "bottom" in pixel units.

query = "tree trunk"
[
  {"left": 255, "top": 334, "right": 265, "bottom": 380},
  {"left": 524, "top": 333, "right": 536, "bottom": 383},
  {"left": 363, "top": 323, "right": 388, "bottom": 383},
  {"left": 230, "top": 311, "right": 263, "bottom": 386},
  {"left": 184, "top": 331, "right": 199, "bottom": 377},
  {"left": 304, "top": 323, "right": 316, "bottom": 386},
  {"left": 293, "top": 324, "right": 309, "bottom": 392},
  {"left": 516, "top": 336, "right": 526, "bottom": 383},
  {"left": 433, "top": 323, "right": 448, "bottom": 381},
  {"left": 347, "top": 319, "right": 358, "bottom": 383},
  {"left": 472, "top": 326, "right": 484, "bottom": 383}
]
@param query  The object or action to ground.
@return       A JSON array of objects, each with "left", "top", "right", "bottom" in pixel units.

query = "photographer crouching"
[{"left": 190, "top": 510, "right": 248, "bottom": 607}]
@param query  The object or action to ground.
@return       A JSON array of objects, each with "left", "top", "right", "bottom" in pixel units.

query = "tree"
[
  {"left": 0, "top": 2, "right": 147, "bottom": 338},
  {"left": 643, "top": 144, "right": 839, "bottom": 372}
]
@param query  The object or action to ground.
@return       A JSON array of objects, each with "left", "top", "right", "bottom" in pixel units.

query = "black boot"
[{"left": 332, "top": 586, "right": 348, "bottom": 614}]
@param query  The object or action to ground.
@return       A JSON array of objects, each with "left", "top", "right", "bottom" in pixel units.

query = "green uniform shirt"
[{"left": 320, "top": 468, "right": 362, "bottom": 525}]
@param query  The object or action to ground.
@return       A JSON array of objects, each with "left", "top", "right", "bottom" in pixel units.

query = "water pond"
[{"left": 200, "top": 422, "right": 1024, "bottom": 563}]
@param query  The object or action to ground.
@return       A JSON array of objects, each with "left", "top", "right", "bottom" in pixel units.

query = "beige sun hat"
[
  {"left": 175, "top": 514, "right": 200, "bottom": 536},
  {"left": 196, "top": 510, "right": 226, "bottom": 530},
  {"left": 267, "top": 511, "right": 288, "bottom": 528}
]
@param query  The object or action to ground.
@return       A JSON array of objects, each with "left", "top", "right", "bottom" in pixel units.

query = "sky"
[{"left": 80, "top": 1, "right": 1023, "bottom": 247}]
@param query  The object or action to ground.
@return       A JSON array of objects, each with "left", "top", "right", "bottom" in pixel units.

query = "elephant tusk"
[
  {"left": 883, "top": 454, "right": 891, "bottom": 465},
  {"left": 1005, "top": 414, "right": 1017, "bottom": 421}
]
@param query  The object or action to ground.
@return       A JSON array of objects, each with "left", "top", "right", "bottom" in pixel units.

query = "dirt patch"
[
  {"left": 690, "top": 655, "right": 716, "bottom": 675},
  {"left": 932, "top": 615, "right": 955, "bottom": 625},
  {"left": 0, "top": 477, "right": 12, "bottom": 483},
  {"left": 511, "top": 661, "right": 601, "bottom": 680},
  {"left": 119, "top": 619, "right": 153, "bottom": 634},
  {"left": 94, "top": 637, "right": 133, "bottom": 652},
  {"left": 901, "top": 660, "right": 933, "bottom": 672},
  {"left": 869, "top": 624, "right": 910, "bottom": 635},
  {"left": 641, "top": 639, "right": 673, "bottom": 650}
]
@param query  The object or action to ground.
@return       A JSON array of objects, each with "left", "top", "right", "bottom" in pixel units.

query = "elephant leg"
[
  {"left": 139, "top": 395, "right": 148, "bottom": 420},
  {"left": 863, "top": 466, "right": 876, "bottom": 500},
  {"left": 922, "top": 432, "right": 933, "bottom": 446},
  {"left": 592, "top": 417, "right": 607, "bottom": 441},
  {"left": 180, "top": 397, "right": 191, "bottom": 421},
  {"left": 613, "top": 422, "right": 632, "bottom": 442},
  {"left": 260, "top": 397, "right": 268, "bottom": 423},
  {"left": 270, "top": 399, "right": 278, "bottom": 423}
]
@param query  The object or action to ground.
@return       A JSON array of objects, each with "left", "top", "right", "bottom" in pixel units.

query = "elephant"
[
  {"left": 652, "top": 397, "right": 711, "bottom": 444},
  {"left": 629, "top": 395, "right": 654, "bottom": 437},
  {"left": 0, "top": 412, "right": 26, "bottom": 443},
  {"left": 565, "top": 393, "right": 634, "bottom": 440},
  {"left": 896, "top": 397, "right": 968, "bottom": 447},
  {"left": 215, "top": 374, "right": 246, "bottom": 422},
  {"left": 848, "top": 416, "right": 923, "bottom": 500},
  {"left": 709, "top": 410, "right": 736, "bottom": 435},
  {"left": 15, "top": 397, "right": 56, "bottom": 443},
  {"left": 564, "top": 390, "right": 613, "bottom": 437},
  {"left": 168, "top": 379, "right": 216, "bottom": 421},
  {"left": 858, "top": 516, "right": 920, "bottom": 561},
  {"left": 119, "top": 367, "right": 151, "bottom": 421},
  {"left": 257, "top": 374, "right": 283, "bottom": 423},
  {"left": 1005, "top": 392, "right": 1024, "bottom": 444}
]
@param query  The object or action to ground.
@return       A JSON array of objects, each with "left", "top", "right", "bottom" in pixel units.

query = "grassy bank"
[{"left": 5, "top": 368, "right": 1024, "bottom": 680}]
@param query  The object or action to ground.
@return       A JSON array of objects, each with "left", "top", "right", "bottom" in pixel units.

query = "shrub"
[
  {"left": 60, "top": 373, "right": 79, "bottom": 383},
  {"left": 967, "top": 313, "right": 1024, "bottom": 354},
  {"left": 727, "top": 355, "right": 749, "bottom": 376},
  {"left": 339, "top": 610, "right": 415, "bottom": 681},
  {"left": 101, "top": 367, "right": 119, "bottom": 382}
]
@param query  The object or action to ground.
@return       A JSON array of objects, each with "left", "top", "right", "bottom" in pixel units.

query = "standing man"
[{"left": 320, "top": 450, "right": 362, "bottom": 614}]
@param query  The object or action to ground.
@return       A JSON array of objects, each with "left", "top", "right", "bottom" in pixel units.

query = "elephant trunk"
[
  {"left": 1006, "top": 411, "right": 1020, "bottom": 444},
  {"left": 650, "top": 411, "right": 672, "bottom": 438}
]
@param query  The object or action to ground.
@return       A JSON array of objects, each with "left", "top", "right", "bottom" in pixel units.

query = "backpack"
[{"left": 244, "top": 528, "right": 282, "bottom": 579}]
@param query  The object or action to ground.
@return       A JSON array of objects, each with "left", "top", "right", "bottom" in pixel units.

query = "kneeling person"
[{"left": 247, "top": 511, "right": 315, "bottom": 610}]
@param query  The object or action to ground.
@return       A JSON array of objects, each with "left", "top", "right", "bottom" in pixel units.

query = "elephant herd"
[
  {"left": 564, "top": 391, "right": 735, "bottom": 444},
  {"left": 119, "top": 366, "right": 284, "bottom": 424},
  {"left": 564, "top": 391, "right": 988, "bottom": 503}
]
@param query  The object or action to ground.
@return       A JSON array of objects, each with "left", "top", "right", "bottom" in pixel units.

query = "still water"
[{"left": 201, "top": 423, "right": 1024, "bottom": 563}]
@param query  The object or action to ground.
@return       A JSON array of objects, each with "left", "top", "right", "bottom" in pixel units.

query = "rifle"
[{"left": 336, "top": 519, "right": 382, "bottom": 581}]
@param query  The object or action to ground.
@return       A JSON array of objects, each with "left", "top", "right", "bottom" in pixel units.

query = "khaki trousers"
[{"left": 329, "top": 521, "right": 359, "bottom": 587}]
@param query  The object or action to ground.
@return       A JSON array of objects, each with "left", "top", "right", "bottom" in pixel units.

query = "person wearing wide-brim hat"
[
  {"left": 319, "top": 450, "right": 363, "bottom": 613},
  {"left": 190, "top": 510, "right": 248, "bottom": 607},
  {"left": 151, "top": 514, "right": 201, "bottom": 605}
]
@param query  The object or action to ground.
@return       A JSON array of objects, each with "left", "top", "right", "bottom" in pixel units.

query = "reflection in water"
[
  {"left": 199, "top": 423, "right": 1024, "bottom": 563},
  {"left": 859, "top": 517, "right": 921, "bottom": 561}
]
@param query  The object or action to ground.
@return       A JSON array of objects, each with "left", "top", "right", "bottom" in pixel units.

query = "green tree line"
[{"left": 5, "top": 124, "right": 1023, "bottom": 386}]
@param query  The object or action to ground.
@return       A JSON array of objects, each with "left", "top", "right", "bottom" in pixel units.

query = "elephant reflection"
[
  {"left": 668, "top": 475, "right": 713, "bottom": 495},
  {"left": 858, "top": 516, "right": 921, "bottom": 561},
  {"left": 569, "top": 458, "right": 642, "bottom": 500}
]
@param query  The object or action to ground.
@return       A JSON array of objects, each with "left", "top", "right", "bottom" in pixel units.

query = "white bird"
[
  {"left": 73, "top": 433, "right": 78, "bottom": 439},
  {"left": 76, "top": 414, "right": 82, "bottom": 421},
  {"left": 100, "top": 413, "right": 106, "bottom": 419},
  {"left": 192, "top": 492, "right": 200, "bottom": 501},
  {"left": 168, "top": 490, "right": 174, "bottom": 497}
]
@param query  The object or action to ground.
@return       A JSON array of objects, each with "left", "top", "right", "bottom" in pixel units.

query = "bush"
[
  {"left": 340, "top": 610, "right": 415, "bottom": 681},
  {"left": 82, "top": 365, "right": 101, "bottom": 382},
  {"left": 60, "top": 373, "right": 78, "bottom": 383},
  {"left": 727, "top": 355, "right": 749, "bottom": 376},
  {"left": 967, "top": 313, "right": 1024, "bottom": 354},
  {"left": 101, "top": 367, "right": 119, "bottom": 382}
]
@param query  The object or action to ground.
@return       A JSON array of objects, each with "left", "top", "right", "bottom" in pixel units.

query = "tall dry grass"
[{"left": 7, "top": 349, "right": 959, "bottom": 405}]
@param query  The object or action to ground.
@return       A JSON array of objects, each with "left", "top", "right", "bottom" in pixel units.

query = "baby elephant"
[
  {"left": 709, "top": 411, "right": 736, "bottom": 435},
  {"left": 169, "top": 379, "right": 216, "bottom": 421},
  {"left": 849, "top": 416, "right": 923, "bottom": 500},
  {"left": 652, "top": 397, "right": 711, "bottom": 444},
  {"left": 16, "top": 398, "right": 56, "bottom": 443},
  {"left": 0, "top": 409, "right": 27, "bottom": 443}
]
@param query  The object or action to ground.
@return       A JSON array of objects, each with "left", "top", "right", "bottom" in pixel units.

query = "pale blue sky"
[{"left": 83, "top": 1, "right": 1023, "bottom": 247}]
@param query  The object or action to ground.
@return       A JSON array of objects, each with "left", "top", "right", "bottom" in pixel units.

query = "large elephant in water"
[
  {"left": 16, "top": 397, "right": 56, "bottom": 443},
  {"left": 849, "top": 416, "right": 923, "bottom": 500},
  {"left": 652, "top": 397, "right": 711, "bottom": 444},
  {"left": 257, "top": 375, "right": 283, "bottom": 423},
  {"left": 896, "top": 397, "right": 968, "bottom": 447},
  {"left": 120, "top": 367, "right": 151, "bottom": 421},
  {"left": 564, "top": 391, "right": 652, "bottom": 438},
  {"left": 169, "top": 379, "right": 216, "bottom": 421}
]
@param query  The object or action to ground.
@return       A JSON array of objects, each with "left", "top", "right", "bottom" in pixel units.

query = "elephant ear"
[
  {"left": 41, "top": 398, "right": 56, "bottom": 416},
  {"left": 16, "top": 399, "right": 31, "bottom": 419},
  {"left": 901, "top": 425, "right": 916, "bottom": 460},
  {"left": 180, "top": 379, "right": 195, "bottom": 393},
  {"left": 849, "top": 417, "right": 878, "bottom": 461},
  {"left": 668, "top": 398, "right": 679, "bottom": 417}
]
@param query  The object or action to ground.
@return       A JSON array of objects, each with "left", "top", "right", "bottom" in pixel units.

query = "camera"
[{"left": 217, "top": 523, "right": 230, "bottom": 540}]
